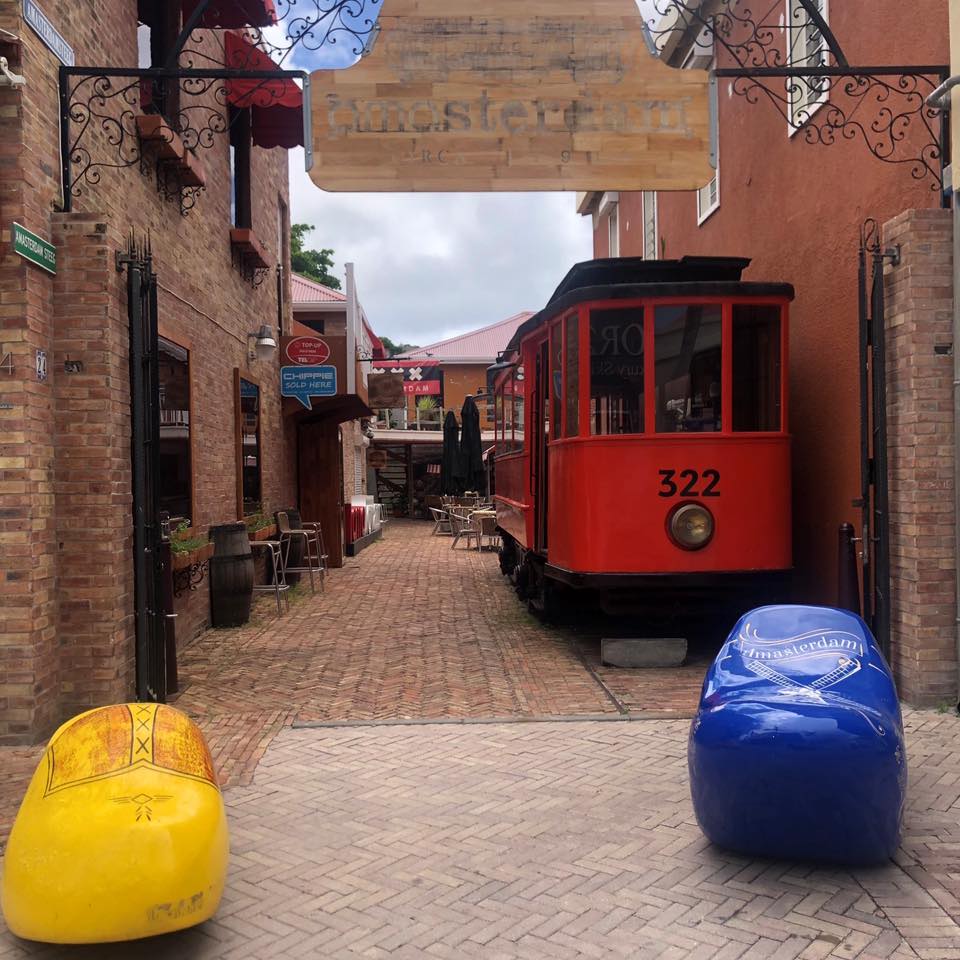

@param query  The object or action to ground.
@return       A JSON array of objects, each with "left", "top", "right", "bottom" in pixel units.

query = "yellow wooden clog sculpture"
[{"left": 1, "top": 703, "right": 228, "bottom": 943}]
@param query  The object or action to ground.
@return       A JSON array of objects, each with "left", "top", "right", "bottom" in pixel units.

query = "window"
[
  {"left": 608, "top": 204, "right": 619, "bottom": 257},
  {"left": 654, "top": 305, "right": 722, "bottom": 433},
  {"left": 495, "top": 390, "right": 504, "bottom": 446},
  {"left": 504, "top": 384, "right": 512, "bottom": 447},
  {"left": 229, "top": 107, "right": 252, "bottom": 229},
  {"left": 137, "top": 1, "right": 180, "bottom": 124},
  {"left": 564, "top": 312, "right": 580, "bottom": 437},
  {"left": 697, "top": 159, "right": 720, "bottom": 224},
  {"left": 550, "top": 323, "right": 562, "bottom": 442},
  {"left": 642, "top": 192, "right": 658, "bottom": 260},
  {"left": 237, "top": 376, "right": 262, "bottom": 515},
  {"left": 158, "top": 338, "right": 191, "bottom": 519},
  {"left": 590, "top": 307, "right": 644, "bottom": 435},
  {"left": 733, "top": 304, "right": 782, "bottom": 431},
  {"left": 512, "top": 367, "right": 525, "bottom": 453},
  {"left": 787, "top": 0, "right": 830, "bottom": 130}
]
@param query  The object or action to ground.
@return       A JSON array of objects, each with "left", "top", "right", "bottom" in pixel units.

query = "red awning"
[
  {"left": 224, "top": 31, "right": 303, "bottom": 149},
  {"left": 181, "top": 0, "right": 277, "bottom": 29}
]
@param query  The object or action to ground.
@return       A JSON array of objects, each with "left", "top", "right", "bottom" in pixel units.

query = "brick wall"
[
  {"left": 0, "top": 1, "right": 296, "bottom": 742},
  {"left": 884, "top": 208, "right": 957, "bottom": 706}
]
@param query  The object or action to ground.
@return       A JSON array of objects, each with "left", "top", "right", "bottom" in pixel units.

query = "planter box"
[
  {"left": 171, "top": 541, "right": 214, "bottom": 571},
  {"left": 248, "top": 524, "right": 277, "bottom": 542},
  {"left": 136, "top": 114, "right": 185, "bottom": 161}
]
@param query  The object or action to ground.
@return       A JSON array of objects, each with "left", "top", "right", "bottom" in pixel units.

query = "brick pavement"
[
  {"left": 3, "top": 521, "right": 960, "bottom": 957},
  {"left": 3, "top": 714, "right": 960, "bottom": 959}
]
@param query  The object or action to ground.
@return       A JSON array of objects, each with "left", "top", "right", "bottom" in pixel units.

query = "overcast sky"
[{"left": 288, "top": 157, "right": 593, "bottom": 347}]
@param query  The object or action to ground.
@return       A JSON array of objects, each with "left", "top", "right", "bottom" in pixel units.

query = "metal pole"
[{"left": 950, "top": 0, "right": 960, "bottom": 708}]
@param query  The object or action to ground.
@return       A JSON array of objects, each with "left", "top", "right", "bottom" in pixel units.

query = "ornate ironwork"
[
  {"left": 645, "top": 0, "right": 948, "bottom": 193},
  {"left": 179, "top": 0, "right": 383, "bottom": 71},
  {"left": 172, "top": 558, "right": 209, "bottom": 598},
  {"left": 644, "top": 0, "right": 848, "bottom": 71},
  {"left": 718, "top": 67, "right": 948, "bottom": 191},
  {"left": 61, "top": 68, "right": 301, "bottom": 214}
]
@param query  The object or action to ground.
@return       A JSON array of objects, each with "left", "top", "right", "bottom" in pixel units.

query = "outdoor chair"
[
  {"left": 448, "top": 511, "right": 480, "bottom": 549},
  {"left": 249, "top": 538, "right": 290, "bottom": 615},
  {"left": 276, "top": 511, "right": 320, "bottom": 593},
  {"left": 429, "top": 507, "right": 452, "bottom": 536},
  {"left": 475, "top": 514, "right": 500, "bottom": 552}
]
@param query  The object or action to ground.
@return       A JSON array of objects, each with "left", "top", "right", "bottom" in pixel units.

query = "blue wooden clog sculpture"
[{"left": 688, "top": 605, "right": 906, "bottom": 864}]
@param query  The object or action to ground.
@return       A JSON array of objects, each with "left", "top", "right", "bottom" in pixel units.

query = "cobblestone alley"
[{"left": 2, "top": 522, "right": 960, "bottom": 958}]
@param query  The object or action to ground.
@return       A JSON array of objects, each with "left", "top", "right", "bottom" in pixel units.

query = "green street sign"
[{"left": 12, "top": 222, "right": 56, "bottom": 274}]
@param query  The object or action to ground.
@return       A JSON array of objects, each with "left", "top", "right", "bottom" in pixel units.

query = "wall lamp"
[{"left": 247, "top": 324, "right": 277, "bottom": 362}]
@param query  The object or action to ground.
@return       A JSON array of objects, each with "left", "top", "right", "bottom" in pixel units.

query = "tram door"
[{"left": 533, "top": 340, "right": 550, "bottom": 551}]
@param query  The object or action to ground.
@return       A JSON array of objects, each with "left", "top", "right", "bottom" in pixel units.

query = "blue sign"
[
  {"left": 281, "top": 365, "right": 337, "bottom": 410},
  {"left": 22, "top": 0, "right": 74, "bottom": 66}
]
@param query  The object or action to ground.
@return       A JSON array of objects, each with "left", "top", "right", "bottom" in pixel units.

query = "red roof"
[
  {"left": 291, "top": 273, "right": 346, "bottom": 304},
  {"left": 406, "top": 311, "right": 534, "bottom": 362}
]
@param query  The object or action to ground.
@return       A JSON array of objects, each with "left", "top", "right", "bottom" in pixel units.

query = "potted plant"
[
  {"left": 170, "top": 522, "right": 214, "bottom": 571},
  {"left": 244, "top": 510, "right": 277, "bottom": 542},
  {"left": 415, "top": 396, "right": 442, "bottom": 429}
]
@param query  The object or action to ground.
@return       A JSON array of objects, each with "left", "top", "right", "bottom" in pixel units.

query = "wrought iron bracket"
[
  {"left": 172, "top": 558, "right": 209, "bottom": 598},
  {"left": 647, "top": 1, "right": 949, "bottom": 195}
]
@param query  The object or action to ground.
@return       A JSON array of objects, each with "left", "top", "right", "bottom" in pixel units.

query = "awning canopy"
[
  {"left": 224, "top": 31, "right": 303, "bottom": 149},
  {"left": 181, "top": 0, "right": 277, "bottom": 29}
]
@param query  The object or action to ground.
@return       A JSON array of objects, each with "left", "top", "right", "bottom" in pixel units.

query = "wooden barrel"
[
  {"left": 274, "top": 507, "right": 304, "bottom": 585},
  {"left": 208, "top": 523, "right": 254, "bottom": 627}
]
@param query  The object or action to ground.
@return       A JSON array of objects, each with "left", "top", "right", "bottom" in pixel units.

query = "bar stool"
[
  {"left": 249, "top": 539, "right": 290, "bottom": 615},
  {"left": 276, "top": 511, "right": 320, "bottom": 593},
  {"left": 299, "top": 520, "right": 329, "bottom": 589}
]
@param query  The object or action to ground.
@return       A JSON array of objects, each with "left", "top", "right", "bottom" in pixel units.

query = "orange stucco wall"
[{"left": 595, "top": 1, "right": 948, "bottom": 602}]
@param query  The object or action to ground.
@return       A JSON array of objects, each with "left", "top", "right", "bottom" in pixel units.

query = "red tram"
[{"left": 491, "top": 257, "right": 794, "bottom": 615}]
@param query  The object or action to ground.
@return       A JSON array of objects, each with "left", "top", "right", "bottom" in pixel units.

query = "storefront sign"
[
  {"left": 281, "top": 365, "right": 337, "bottom": 409},
  {"left": 367, "top": 371, "right": 406, "bottom": 408},
  {"left": 22, "top": 0, "right": 75, "bottom": 67},
  {"left": 309, "top": 0, "right": 712, "bottom": 192},
  {"left": 12, "top": 222, "right": 56, "bottom": 274},
  {"left": 370, "top": 361, "right": 442, "bottom": 397},
  {"left": 284, "top": 336, "right": 331, "bottom": 365}
]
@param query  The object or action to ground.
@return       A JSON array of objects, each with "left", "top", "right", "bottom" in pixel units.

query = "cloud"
[{"left": 288, "top": 149, "right": 593, "bottom": 345}]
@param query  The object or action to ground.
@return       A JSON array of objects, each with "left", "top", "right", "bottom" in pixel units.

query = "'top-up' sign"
[
  {"left": 308, "top": 0, "right": 713, "bottom": 193},
  {"left": 280, "top": 335, "right": 339, "bottom": 410}
]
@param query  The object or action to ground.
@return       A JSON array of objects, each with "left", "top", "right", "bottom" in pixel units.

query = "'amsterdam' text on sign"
[
  {"left": 12, "top": 222, "right": 56, "bottom": 274},
  {"left": 309, "top": 0, "right": 713, "bottom": 193}
]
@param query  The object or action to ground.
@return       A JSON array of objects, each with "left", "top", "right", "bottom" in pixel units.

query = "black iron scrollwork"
[
  {"left": 61, "top": 1, "right": 383, "bottom": 216},
  {"left": 172, "top": 558, "right": 209, "bottom": 598},
  {"left": 645, "top": 0, "right": 947, "bottom": 193},
  {"left": 180, "top": 0, "right": 382, "bottom": 71}
]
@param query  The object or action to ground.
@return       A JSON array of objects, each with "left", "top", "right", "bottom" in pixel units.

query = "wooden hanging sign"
[{"left": 308, "top": 0, "right": 713, "bottom": 193}]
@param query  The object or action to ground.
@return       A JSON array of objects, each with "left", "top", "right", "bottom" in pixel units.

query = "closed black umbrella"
[
  {"left": 459, "top": 395, "right": 486, "bottom": 494},
  {"left": 441, "top": 410, "right": 464, "bottom": 495}
]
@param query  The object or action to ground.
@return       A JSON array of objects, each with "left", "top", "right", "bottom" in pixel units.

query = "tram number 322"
[{"left": 658, "top": 469, "right": 721, "bottom": 498}]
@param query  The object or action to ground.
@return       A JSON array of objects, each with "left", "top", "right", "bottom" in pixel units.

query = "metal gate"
[
  {"left": 118, "top": 236, "right": 167, "bottom": 701},
  {"left": 857, "top": 219, "right": 898, "bottom": 658}
]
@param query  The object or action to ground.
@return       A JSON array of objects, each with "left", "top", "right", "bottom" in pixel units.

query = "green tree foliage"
[
  {"left": 379, "top": 336, "right": 421, "bottom": 358},
  {"left": 290, "top": 223, "right": 341, "bottom": 289}
]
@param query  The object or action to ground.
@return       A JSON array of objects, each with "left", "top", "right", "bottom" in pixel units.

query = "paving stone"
[{"left": 1, "top": 522, "right": 960, "bottom": 958}]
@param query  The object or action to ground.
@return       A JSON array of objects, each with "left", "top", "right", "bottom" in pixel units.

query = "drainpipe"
[
  {"left": 929, "top": 5, "right": 960, "bottom": 707},
  {"left": 345, "top": 262, "right": 357, "bottom": 396}
]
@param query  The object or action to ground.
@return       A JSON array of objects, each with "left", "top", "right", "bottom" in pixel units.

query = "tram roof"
[{"left": 505, "top": 257, "right": 795, "bottom": 355}]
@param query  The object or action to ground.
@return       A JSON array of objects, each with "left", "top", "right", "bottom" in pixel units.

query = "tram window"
[
  {"left": 564, "top": 313, "right": 579, "bottom": 437},
  {"left": 513, "top": 367, "right": 525, "bottom": 452},
  {"left": 733, "top": 305, "right": 781, "bottom": 431},
  {"left": 495, "top": 390, "right": 504, "bottom": 445},
  {"left": 589, "top": 307, "right": 644, "bottom": 435},
  {"left": 654, "top": 305, "right": 722, "bottom": 433},
  {"left": 503, "top": 375, "right": 515, "bottom": 451},
  {"left": 550, "top": 323, "right": 562, "bottom": 442}
]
